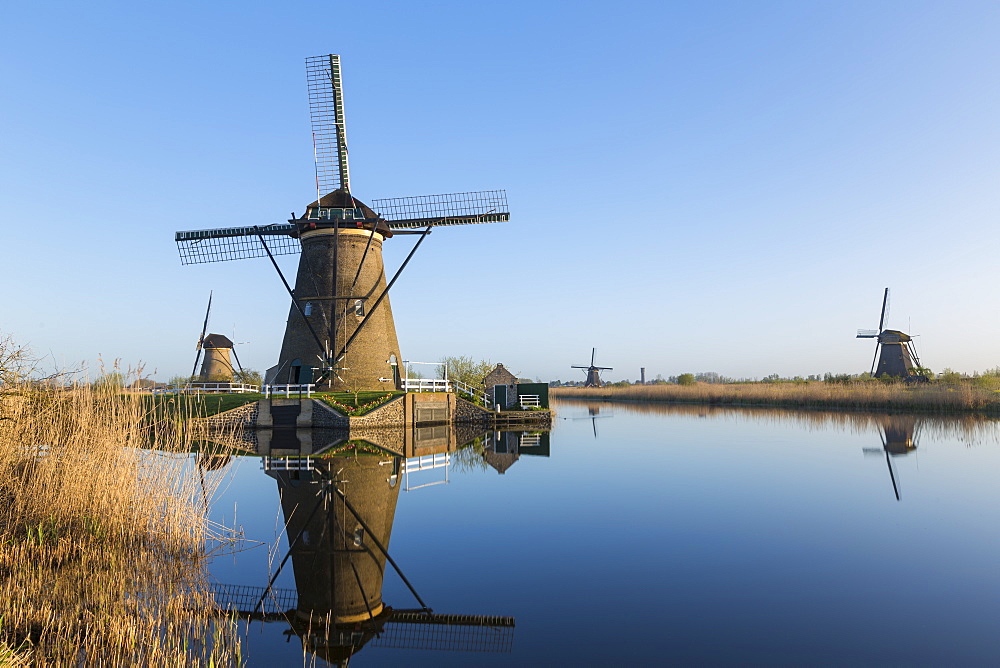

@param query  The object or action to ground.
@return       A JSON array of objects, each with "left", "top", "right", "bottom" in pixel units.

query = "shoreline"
[{"left": 551, "top": 382, "right": 1000, "bottom": 416}]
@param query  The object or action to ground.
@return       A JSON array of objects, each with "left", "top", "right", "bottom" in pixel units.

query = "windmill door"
[{"left": 493, "top": 385, "right": 507, "bottom": 409}]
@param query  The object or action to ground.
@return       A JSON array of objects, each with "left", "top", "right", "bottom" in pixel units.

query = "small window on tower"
[
  {"left": 354, "top": 299, "right": 365, "bottom": 317},
  {"left": 304, "top": 302, "right": 313, "bottom": 316}
]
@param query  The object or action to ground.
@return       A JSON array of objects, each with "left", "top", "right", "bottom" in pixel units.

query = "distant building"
[
  {"left": 482, "top": 363, "right": 548, "bottom": 410},
  {"left": 128, "top": 378, "right": 167, "bottom": 392}
]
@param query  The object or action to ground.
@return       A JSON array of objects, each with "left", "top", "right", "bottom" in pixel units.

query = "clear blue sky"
[{"left": 3, "top": 1, "right": 999, "bottom": 382}]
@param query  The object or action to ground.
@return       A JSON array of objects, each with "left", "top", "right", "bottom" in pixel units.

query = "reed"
[
  {"left": 552, "top": 381, "right": 1000, "bottom": 414},
  {"left": 558, "top": 396, "right": 1000, "bottom": 444},
  {"left": 0, "top": 380, "right": 241, "bottom": 666}
]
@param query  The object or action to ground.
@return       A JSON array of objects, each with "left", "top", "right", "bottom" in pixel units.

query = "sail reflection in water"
[{"left": 205, "top": 428, "right": 532, "bottom": 663}]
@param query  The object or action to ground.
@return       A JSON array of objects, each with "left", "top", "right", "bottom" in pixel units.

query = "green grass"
[
  {"left": 145, "top": 390, "right": 406, "bottom": 419},
  {"left": 318, "top": 391, "right": 403, "bottom": 415},
  {"left": 144, "top": 393, "right": 263, "bottom": 420}
]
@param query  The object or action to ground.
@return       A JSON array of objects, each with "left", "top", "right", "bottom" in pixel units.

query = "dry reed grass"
[
  {"left": 0, "top": 381, "right": 242, "bottom": 665},
  {"left": 553, "top": 381, "right": 1000, "bottom": 414}
]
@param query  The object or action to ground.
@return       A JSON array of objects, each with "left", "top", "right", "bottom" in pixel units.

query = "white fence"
[
  {"left": 518, "top": 394, "right": 541, "bottom": 408},
  {"left": 153, "top": 382, "right": 261, "bottom": 395},
  {"left": 400, "top": 377, "right": 492, "bottom": 408},
  {"left": 403, "top": 453, "right": 450, "bottom": 491},
  {"left": 401, "top": 378, "right": 452, "bottom": 392},
  {"left": 263, "top": 384, "right": 315, "bottom": 398}
]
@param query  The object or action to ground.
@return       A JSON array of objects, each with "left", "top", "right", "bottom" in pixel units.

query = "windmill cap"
[
  {"left": 202, "top": 333, "right": 234, "bottom": 349},
  {"left": 880, "top": 329, "right": 911, "bottom": 342},
  {"left": 306, "top": 189, "right": 379, "bottom": 219}
]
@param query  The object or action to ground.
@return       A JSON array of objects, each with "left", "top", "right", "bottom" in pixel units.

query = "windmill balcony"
[{"left": 307, "top": 207, "right": 365, "bottom": 221}]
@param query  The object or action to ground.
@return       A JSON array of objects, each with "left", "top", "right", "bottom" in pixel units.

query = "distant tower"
[
  {"left": 572, "top": 348, "right": 613, "bottom": 387},
  {"left": 640, "top": 368, "right": 646, "bottom": 385},
  {"left": 198, "top": 334, "right": 235, "bottom": 381}
]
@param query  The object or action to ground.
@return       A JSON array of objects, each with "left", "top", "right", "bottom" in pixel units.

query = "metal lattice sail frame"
[
  {"left": 306, "top": 54, "right": 350, "bottom": 198},
  {"left": 175, "top": 191, "right": 509, "bottom": 265},
  {"left": 176, "top": 224, "right": 301, "bottom": 265}
]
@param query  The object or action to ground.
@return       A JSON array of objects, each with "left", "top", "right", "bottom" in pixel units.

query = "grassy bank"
[
  {"left": 0, "top": 383, "right": 241, "bottom": 665},
  {"left": 552, "top": 381, "right": 1000, "bottom": 414},
  {"left": 145, "top": 390, "right": 405, "bottom": 420}
]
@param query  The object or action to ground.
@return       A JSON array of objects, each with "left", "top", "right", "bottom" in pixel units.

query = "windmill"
[
  {"left": 572, "top": 348, "right": 612, "bottom": 387},
  {"left": 189, "top": 291, "right": 244, "bottom": 382},
  {"left": 175, "top": 55, "right": 509, "bottom": 391},
  {"left": 856, "top": 288, "right": 926, "bottom": 380},
  {"left": 198, "top": 334, "right": 239, "bottom": 382}
]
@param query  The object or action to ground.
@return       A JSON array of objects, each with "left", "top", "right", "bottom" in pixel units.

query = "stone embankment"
[{"left": 187, "top": 393, "right": 551, "bottom": 431}]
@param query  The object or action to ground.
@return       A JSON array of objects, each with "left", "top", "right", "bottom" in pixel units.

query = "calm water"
[{"left": 202, "top": 400, "right": 1000, "bottom": 666}]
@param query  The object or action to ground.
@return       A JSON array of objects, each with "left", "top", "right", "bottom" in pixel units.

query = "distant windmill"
[
  {"left": 174, "top": 55, "right": 509, "bottom": 391},
  {"left": 572, "top": 348, "right": 612, "bottom": 387},
  {"left": 856, "top": 288, "right": 926, "bottom": 380},
  {"left": 198, "top": 334, "right": 239, "bottom": 382},
  {"left": 190, "top": 292, "right": 244, "bottom": 382},
  {"left": 190, "top": 292, "right": 213, "bottom": 381}
]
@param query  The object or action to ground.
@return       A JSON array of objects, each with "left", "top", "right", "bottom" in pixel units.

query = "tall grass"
[
  {"left": 553, "top": 381, "right": 1000, "bottom": 414},
  {"left": 0, "top": 381, "right": 241, "bottom": 665}
]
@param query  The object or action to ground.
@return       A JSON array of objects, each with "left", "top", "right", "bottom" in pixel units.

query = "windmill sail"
[
  {"left": 306, "top": 54, "right": 350, "bottom": 197},
  {"left": 175, "top": 224, "right": 299, "bottom": 265},
  {"left": 375, "top": 190, "right": 509, "bottom": 228},
  {"left": 175, "top": 191, "right": 509, "bottom": 265}
]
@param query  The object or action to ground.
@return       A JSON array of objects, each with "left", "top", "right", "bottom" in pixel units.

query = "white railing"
[
  {"left": 263, "top": 384, "right": 315, "bottom": 398},
  {"left": 401, "top": 378, "right": 451, "bottom": 392},
  {"left": 403, "top": 453, "right": 450, "bottom": 491},
  {"left": 520, "top": 434, "right": 541, "bottom": 448},
  {"left": 453, "top": 379, "right": 492, "bottom": 408},
  {"left": 153, "top": 382, "right": 261, "bottom": 395},
  {"left": 518, "top": 394, "right": 541, "bottom": 408},
  {"left": 400, "top": 377, "right": 492, "bottom": 408},
  {"left": 263, "top": 456, "right": 313, "bottom": 472},
  {"left": 403, "top": 452, "right": 450, "bottom": 473}
]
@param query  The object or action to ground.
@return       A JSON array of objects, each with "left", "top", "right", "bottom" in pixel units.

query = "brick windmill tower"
[{"left": 176, "top": 55, "right": 509, "bottom": 391}]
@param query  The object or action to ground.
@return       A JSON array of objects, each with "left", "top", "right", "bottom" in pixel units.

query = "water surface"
[{"left": 203, "top": 400, "right": 1000, "bottom": 665}]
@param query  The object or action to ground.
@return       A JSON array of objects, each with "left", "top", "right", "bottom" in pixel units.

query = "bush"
[{"left": 677, "top": 373, "right": 695, "bottom": 386}]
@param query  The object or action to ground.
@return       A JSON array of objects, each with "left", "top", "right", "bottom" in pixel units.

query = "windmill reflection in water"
[
  {"left": 863, "top": 415, "right": 920, "bottom": 501},
  {"left": 210, "top": 446, "right": 515, "bottom": 663}
]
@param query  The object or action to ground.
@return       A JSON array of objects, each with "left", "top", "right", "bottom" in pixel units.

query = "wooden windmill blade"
[
  {"left": 190, "top": 291, "right": 212, "bottom": 380},
  {"left": 376, "top": 190, "right": 510, "bottom": 228},
  {"left": 305, "top": 54, "right": 351, "bottom": 198},
  {"left": 856, "top": 288, "right": 890, "bottom": 375},
  {"left": 175, "top": 224, "right": 300, "bottom": 265}
]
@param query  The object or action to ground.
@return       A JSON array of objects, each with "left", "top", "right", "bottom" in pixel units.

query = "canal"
[{"left": 203, "top": 399, "right": 1000, "bottom": 665}]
